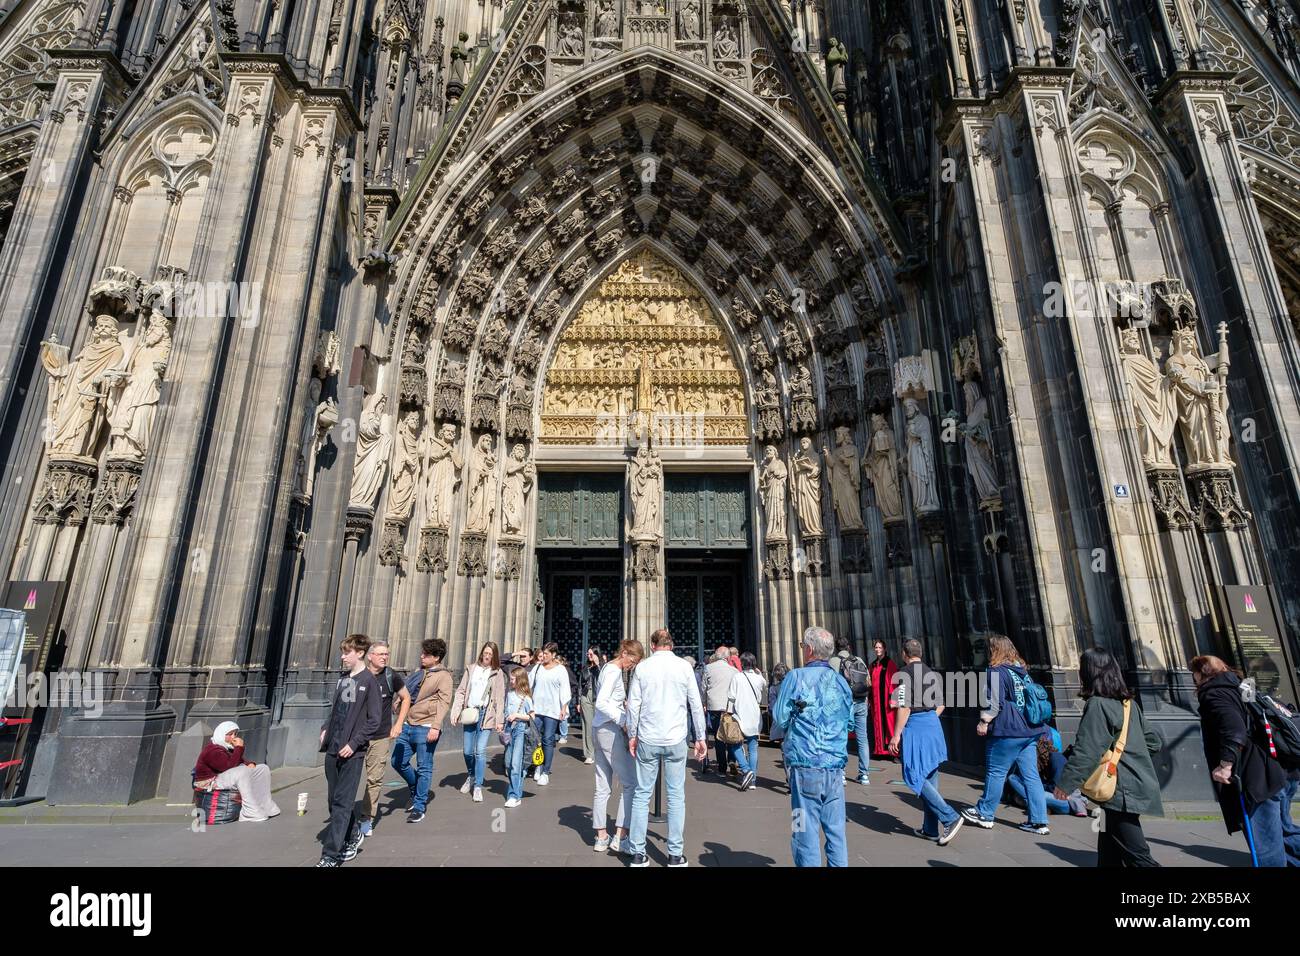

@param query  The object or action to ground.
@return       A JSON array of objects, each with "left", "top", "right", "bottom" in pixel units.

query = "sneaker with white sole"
[
  {"left": 938, "top": 816, "right": 964, "bottom": 846},
  {"left": 667, "top": 855, "right": 688, "bottom": 867},
  {"left": 537, "top": 772, "right": 549, "bottom": 786},
  {"left": 961, "top": 807, "right": 995, "bottom": 829},
  {"left": 913, "top": 827, "right": 938, "bottom": 841},
  {"left": 740, "top": 770, "right": 756, "bottom": 791},
  {"left": 630, "top": 854, "right": 650, "bottom": 868},
  {"left": 460, "top": 778, "right": 473, "bottom": 794},
  {"left": 594, "top": 836, "right": 611, "bottom": 852},
  {"left": 472, "top": 787, "right": 483, "bottom": 803},
  {"left": 584, "top": 757, "right": 595, "bottom": 765},
  {"left": 316, "top": 857, "right": 341, "bottom": 867},
  {"left": 1018, "top": 821, "right": 1050, "bottom": 835},
  {"left": 504, "top": 797, "right": 521, "bottom": 808},
  {"left": 857, "top": 774, "right": 870, "bottom": 786},
  {"left": 608, "top": 836, "right": 622, "bottom": 854}
]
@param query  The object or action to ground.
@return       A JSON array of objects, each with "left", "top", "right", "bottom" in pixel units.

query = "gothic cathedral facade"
[{"left": 2, "top": 0, "right": 1299, "bottom": 803}]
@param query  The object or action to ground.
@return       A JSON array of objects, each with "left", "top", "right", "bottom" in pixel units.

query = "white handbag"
[{"left": 460, "top": 668, "right": 493, "bottom": 726}]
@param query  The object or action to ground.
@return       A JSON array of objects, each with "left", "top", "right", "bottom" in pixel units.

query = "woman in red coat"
[
  {"left": 869, "top": 640, "right": 898, "bottom": 758},
  {"left": 194, "top": 721, "right": 281, "bottom": 822}
]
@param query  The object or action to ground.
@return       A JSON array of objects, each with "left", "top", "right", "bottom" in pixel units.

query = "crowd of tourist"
[{"left": 194, "top": 627, "right": 1300, "bottom": 869}]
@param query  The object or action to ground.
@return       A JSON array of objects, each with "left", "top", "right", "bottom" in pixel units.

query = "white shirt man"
[{"left": 625, "top": 629, "right": 707, "bottom": 867}]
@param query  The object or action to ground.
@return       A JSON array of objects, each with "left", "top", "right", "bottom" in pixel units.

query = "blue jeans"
[
  {"left": 462, "top": 717, "right": 490, "bottom": 787},
  {"left": 850, "top": 699, "right": 870, "bottom": 778},
  {"left": 976, "top": 736, "right": 1048, "bottom": 825},
  {"left": 731, "top": 736, "right": 759, "bottom": 774},
  {"left": 706, "top": 712, "right": 730, "bottom": 768},
  {"left": 1283, "top": 778, "right": 1299, "bottom": 837},
  {"left": 536, "top": 715, "right": 560, "bottom": 774},
  {"left": 629, "top": 740, "right": 688, "bottom": 857},
  {"left": 1245, "top": 787, "right": 1300, "bottom": 867},
  {"left": 788, "top": 766, "right": 847, "bottom": 867},
  {"left": 391, "top": 724, "right": 439, "bottom": 813},
  {"left": 1006, "top": 771, "right": 1072, "bottom": 815},
  {"left": 918, "top": 767, "right": 959, "bottom": 836},
  {"left": 505, "top": 722, "right": 528, "bottom": 800}
]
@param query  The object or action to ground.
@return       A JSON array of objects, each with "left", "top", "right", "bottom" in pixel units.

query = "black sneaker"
[
  {"left": 938, "top": 816, "right": 964, "bottom": 846},
  {"left": 1018, "top": 822, "right": 1050, "bottom": 835},
  {"left": 630, "top": 853, "right": 650, "bottom": 868},
  {"left": 961, "top": 807, "right": 995, "bottom": 829},
  {"left": 667, "top": 855, "right": 688, "bottom": 867},
  {"left": 407, "top": 810, "right": 425, "bottom": 823},
  {"left": 316, "top": 857, "right": 341, "bottom": 867},
  {"left": 341, "top": 837, "right": 361, "bottom": 862},
  {"left": 740, "top": 771, "right": 756, "bottom": 791}
]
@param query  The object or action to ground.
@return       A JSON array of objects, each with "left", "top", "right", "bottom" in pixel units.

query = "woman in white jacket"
[
  {"left": 591, "top": 638, "right": 644, "bottom": 853},
  {"left": 727, "top": 652, "right": 768, "bottom": 792}
]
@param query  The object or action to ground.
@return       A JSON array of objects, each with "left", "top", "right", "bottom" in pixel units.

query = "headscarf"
[{"left": 211, "top": 720, "right": 240, "bottom": 749}]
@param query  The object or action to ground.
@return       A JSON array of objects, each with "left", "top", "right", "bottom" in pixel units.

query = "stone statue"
[
  {"left": 423, "top": 422, "right": 463, "bottom": 528},
  {"left": 595, "top": 0, "right": 619, "bottom": 37},
  {"left": 903, "top": 398, "right": 940, "bottom": 513},
  {"left": 1166, "top": 324, "right": 1232, "bottom": 470},
  {"left": 105, "top": 311, "right": 172, "bottom": 461},
  {"left": 464, "top": 433, "right": 499, "bottom": 533},
  {"left": 759, "top": 445, "right": 788, "bottom": 539},
  {"left": 827, "top": 37, "right": 848, "bottom": 96},
  {"left": 865, "top": 413, "right": 903, "bottom": 521},
  {"left": 679, "top": 0, "right": 701, "bottom": 39},
  {"left": 790, "top": 436, "right": 824, "bottom": 536},
  {"left": 293, "top": 377, "right": 338, "bottom": 500},
  {"left": 449, "top": 32, "right": 470, "bottom": 86},
  {"left": 349, "top": 392, "right": 392, "bottom": 511},
  {"left": 500, "top": 443, "right": 536, "bottom": 535},
  {"left": 714, "top": 18, "right": 740, "bottom": 58},
  {"left": 557, "top": 19, "right": 584, "bottom": 56},
  {"left": 385, "top": 409, "right": 423, "bottom": 523},
  {"left": 41, "top": 312, "right": 125, "bottom": 458},
  {"left": 958, "top": 380, "right": 1000, "bottom": 504},
  {"left": 628, "top": 441, "right": 663, "bottom": 539},
  {"left": 823, "top": 426, "right": 864, "bottom": 530},
  {"left": 1118, "top": 327, "right": 1176, "bottom": 468}
]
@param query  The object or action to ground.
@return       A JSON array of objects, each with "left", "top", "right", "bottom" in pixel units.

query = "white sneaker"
[
  {"left": 537, "top": 772, "right": 550, "bottom": 786},
  {"left": 473, "top": 787, "right": 483, "bottom": 803},
  {"left": 608, "top": 835, "right": 622, "bottom": 853},
  {"left": 460, "top": 778, "right": 473, "bottom": 794},
  {"left": 584, "top": 757, "right": 595, "bottom": 765},
  {"left": 533, "top": 766, "right": 541, "bottom": 780},
  {"left": 504, "top": 797, "right": 521, "bottom": 809},
  {"left": 559, "top": 737, "right": 569, "bottom": 745}
]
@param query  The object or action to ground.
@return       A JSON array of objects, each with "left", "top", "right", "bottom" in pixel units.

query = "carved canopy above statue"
[{"left": 540, "top": 250, "right": 748, "bottom": 445}]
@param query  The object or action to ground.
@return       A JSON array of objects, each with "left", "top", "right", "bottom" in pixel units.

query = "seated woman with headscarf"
[{"left": 193, "top": 721, "right": 282, "bottom": 822}]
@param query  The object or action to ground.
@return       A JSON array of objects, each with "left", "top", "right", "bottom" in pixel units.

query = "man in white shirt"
[
  {"left": 701, "top": 647, "right": 737, "bottom": 775},
  {"left": 626, "top": 628, "right": 707, "bottom": 867}
]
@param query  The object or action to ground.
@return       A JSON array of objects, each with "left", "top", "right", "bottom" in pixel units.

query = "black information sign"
[
  {"left": 2, "top": 581, "right": 66, "bottom": 673},
  {"left": 1217, "top": 585, "right": 1298, "bottom": 703}
]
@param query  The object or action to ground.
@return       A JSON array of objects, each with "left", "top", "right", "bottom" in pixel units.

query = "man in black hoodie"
[{"left": 317, "top": 634, "right": 384, "bottom": 867}]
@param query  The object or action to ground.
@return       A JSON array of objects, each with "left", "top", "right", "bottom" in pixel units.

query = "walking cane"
[{"left": 1233, "top": 775, "right": 1259, "bottom": 868}]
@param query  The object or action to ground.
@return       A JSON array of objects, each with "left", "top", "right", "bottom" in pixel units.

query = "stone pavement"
[{"left": 0, "top": 738, "right": 1245, "bottom": 867}]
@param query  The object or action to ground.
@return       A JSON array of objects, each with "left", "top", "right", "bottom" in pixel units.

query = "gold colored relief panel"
[{"left": 541, "top": 250, "right": 748, "bottom": 444}]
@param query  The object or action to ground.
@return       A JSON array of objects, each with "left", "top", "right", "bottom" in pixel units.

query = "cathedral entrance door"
[
  {"left": 665, "top": 565, "right": 742, "bottom": 661},
  {"left": 542, "top": 565, "right": 623, "bottom": 666}
]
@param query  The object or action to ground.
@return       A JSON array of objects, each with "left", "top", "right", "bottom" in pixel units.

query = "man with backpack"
[
  {"left": 1192, "top": 655, "right": 1300, "bottom": 867},
  {"left": 829, "top": 634, "right": 872, "bottom": 785}
]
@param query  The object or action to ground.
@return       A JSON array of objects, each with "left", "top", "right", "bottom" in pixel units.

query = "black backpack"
[
  {"left": 836, "top": 653, "right": 871, "bottom": 701},
  {"left": 1247, "top": 694, "right": 1300, "bottom": 771}
]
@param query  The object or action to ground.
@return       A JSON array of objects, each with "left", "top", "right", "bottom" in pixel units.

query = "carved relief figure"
[
  {"left": 865, "top": 413, "right": 903, "bottom": 521},
  {"left": 557, "top": 16, "right": 585, "bottom": 56},
  {"left": 791, "top": 436, "right": 824, "bottom": 536},
  {"left": 423, "top": 423, "right": 463, "bottom": 528},
  {"left": 41, "top": 313, "right": 125, "bottom": 458},
  {"left": 1166, "top": 324, "right": 1232, "bottom": 469},
  {"left": 105, "top": 312, "right": 172, "bottom": 460},
  {"left": 714, "top": 18, "right": 740, "bottom": 58},
  {"left": 628, "top": 441, "right": 663, "bottom": 539},
  {"left": 823, "top": 426, "right": 864, "bottom": 530},
  {"left": 386, "top": 409, "right": 423, "bottom": 522},
  {"left": 464, "top": 433, "right": 499, "bottom": 533},
  {"left": 500, "top": 443, "right": 536, "bottom": 535},
  {"left": 595, "top": 0, "right": 619, "bottom": 38},
  {"left": 958, "top": 380, "right": 1000, "bottom": 504},
  {"left": 903, "top": 398, "right": 939, "bottom": 513},
  {"left": 759, "top": 445, "right": 788, "bottom": 539},
  {"left": 350, "top": 392, "right": 392, "bottom": 511}
]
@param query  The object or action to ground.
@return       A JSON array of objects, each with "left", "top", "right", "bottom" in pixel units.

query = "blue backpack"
[{"left": 1009, "top": 669, "right": 1052, "bottom": 726}]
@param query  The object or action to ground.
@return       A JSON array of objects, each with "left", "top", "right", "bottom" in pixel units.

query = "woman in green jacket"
[{"left": 1055, "top": 647, "right": 1163, "bottom": 867}]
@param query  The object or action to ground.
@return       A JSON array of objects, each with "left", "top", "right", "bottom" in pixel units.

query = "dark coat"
[
  {"left": 319, "top": 668, "right": 383, "bottom": 757},
  {"left": 1196, "top": 671, "right": 1287, "bottom": 834},
  {"left": 1057, "top": 696, "right": 1163, "bottom": 817}
]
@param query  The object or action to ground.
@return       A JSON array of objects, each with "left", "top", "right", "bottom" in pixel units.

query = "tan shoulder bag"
[{"left": 1080, "top": 699, "right": 1131, "bottom": 803}]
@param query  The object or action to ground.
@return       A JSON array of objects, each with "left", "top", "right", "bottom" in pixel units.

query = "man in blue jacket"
[{"left": 772, "top": 626, "right": 853, "bottom": 866}]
